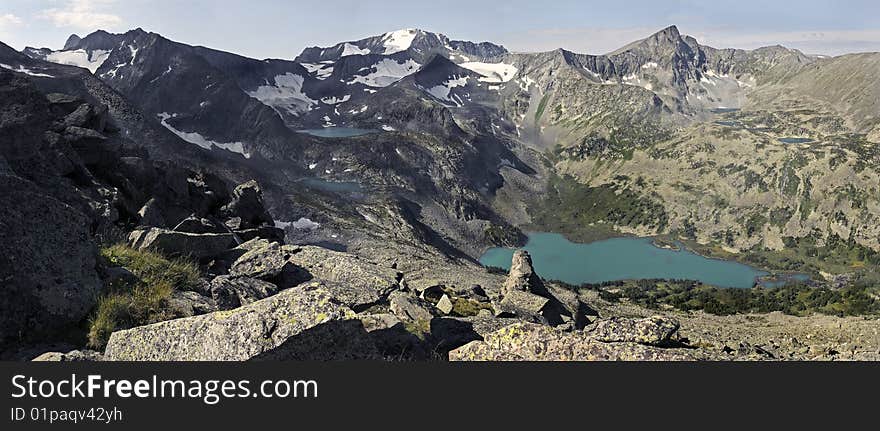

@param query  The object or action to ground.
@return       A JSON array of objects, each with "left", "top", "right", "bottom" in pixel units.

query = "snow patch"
[
  {"left": 0, "top": 63, "right": 54, "bottom": 78},
  {"left": 275, "top": 217, "right": 320, "bottom": 230},
  {"left": 157, "top": 113, "right": 250, "bottom": 158},
  {"left": 381, "top": 29, "right": 418, "bottom": 55},
  {"left": 45, "top": 49, "right": 109, "bottom": 73},
  {"left": 459, "top": 62, "right": 517, "bottom": 83},
  {"left": 347, "top": 58, "right": 420, "bottom": 87},
  {"left": 424, "top": 74, "right": 469, "bottom": 105},
  {"left": 247, "top": 73, "right": 316, "bottom": 116},
  {"left": 321, "top": 94, "right": 350, "bottom": 105},
  {"left": 381, "top": 125, "right": 396, "bottom": 132},
  {"left": 341, "top": 43, "right": 370, "bottom": 56}
]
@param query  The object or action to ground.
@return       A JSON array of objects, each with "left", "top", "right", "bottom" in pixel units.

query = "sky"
[{"left": 1, "top": 0, "right": 879, "bottom": 58}]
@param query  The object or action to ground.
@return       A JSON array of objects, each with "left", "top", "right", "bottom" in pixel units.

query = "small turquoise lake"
[
  {"left": 479, "top": 233, "right": 770, "bottom": 289},
  {"left": 297, "top": 127, "right": 378, "bottom": 138}
]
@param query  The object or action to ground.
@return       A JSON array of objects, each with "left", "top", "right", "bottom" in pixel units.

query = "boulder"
[
  {"left": 137, "top": 198, "right": 166, "bottom": 227},
  {"left": 128, "top": 227, "right": 237, "bottom": 260},
  {"left": 288, "top": 245, "right": 400, "bottom": 300},
  {"left": 501, "top": 250, "right": 543, "bottom": 296},
  {"left": 229, "top": 240, "right": 291, "bottom": 280},
  {"left": 173, "top": 215, "right": 224, "bottom": 234},
  {"left": 167, "top": 290, "right": 217, "bottom": 317},
  {"left": 234, "top": 226, "right": 286, "bottom": 242},
  {"left": 450, "top": 323, "right": 715, "bottom": 361},
  {"left": 495, "top": 290, "right": 550, "bottom": 322},
  {"left": 436, "top": 294, "right": 454, "bottom": 315},
  {"left": 220, "top": 180, "right": 273, "bottom": 229},
  {"left": 0, "top": 174, "right": 102, "bottom": 344},
  {"left": 389, "top": 291, "right": 434, "bottom": 321},
  {"left": 210, "top": 275, "right": 279, "bottom": 310},
  {"left": 590, "top": 316, "right": 681, "bottom": 346},
  {"left": 103, "top": 285, "right": 377, "bottom": 360}
]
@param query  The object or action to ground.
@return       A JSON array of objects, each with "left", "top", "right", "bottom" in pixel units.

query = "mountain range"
[{"left": 2, "top": 25, "right": 880, "bottom": 360}]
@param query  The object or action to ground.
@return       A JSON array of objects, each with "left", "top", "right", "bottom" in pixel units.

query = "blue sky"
[{"left": 1, "top": 0, "right": 878, "bottom": 58}]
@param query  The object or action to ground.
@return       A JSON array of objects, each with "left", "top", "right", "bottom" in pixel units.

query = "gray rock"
[
  {"left": 436, "top": 294, "right": 454, "bottom": 315},
  {"left": 173, "top": 215, "right": 223, "bottom": 234},
  {"left": 168, "top": 290, "right": 217, "bottom": 317},
  {"left": 501, "top": 250, "right": 543, "bottom": 296},
  {"left": 389, "top": 291, "right": 435, "bottom": 321},
  {"left": 128, "top": 227, "right": 237, "bottom": 260},
  {"left": 137, "top": 198, "right": 166, "bottom": 227},
  {"left": 229, "top": 240, "right": 290, "bottom": 280},
  {"left": 0, "top": 174, "right": 102, "bottom": 343},
  {"left": 289, "top": 245, "right": 400, "bottom": 301},
  {"left": 496, "top": 289, "right": 550, "bottom": 322},
  {"left": 210, "top": 275, "right": 278, "bottom": 310},
  {"left": 104, "top": 285, "right": 376, "bottom": 361},
  {"left": 589, "top": 316, "right": 681, "bottom": 346}
]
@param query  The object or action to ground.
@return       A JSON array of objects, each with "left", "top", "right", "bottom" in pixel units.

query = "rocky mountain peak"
[{"left": 63, "top": 34, "right": 82, "bottom": 51}]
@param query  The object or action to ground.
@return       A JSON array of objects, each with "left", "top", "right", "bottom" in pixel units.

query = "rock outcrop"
[{"left": 103, "top": 285, "right": 378, "bottom": 360}]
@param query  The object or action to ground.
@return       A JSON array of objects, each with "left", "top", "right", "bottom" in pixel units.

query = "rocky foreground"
[{"left": 32, "top": 242, "right": 880, "bottom": 361}]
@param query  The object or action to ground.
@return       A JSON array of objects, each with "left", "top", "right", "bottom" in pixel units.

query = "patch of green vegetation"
[
  {"left": 571, "top": 279, "right": 880, "bottom": 317},
  {"left": 88, "top": 245, "right": 199, "bottom": 349},
  {"left": 528, "top": 173, "right": 668, "bottom": 242},
  {"left": 534, "top": 94, "right": 550, "bottom": 123},
  {"left": 402, "top": 319, "right": 432, "bottom": 341},
  {"left": 451, "top": 298, "right": 493, "bottom": 317}
]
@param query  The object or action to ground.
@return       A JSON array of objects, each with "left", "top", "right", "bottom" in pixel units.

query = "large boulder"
[
  {"left": 229, "top": 240, "right": 291, "bottom": 280},
  {"left": 389, "top": 291, "right": 435, "bottom": 321},
  {"left": 210, "top": 275, "right": 279, "bottom": 310},
  {"left": 0, "top": 174, "right": 102, "bottom": 344},
  {"left": 449, "top": 323, "right": 716, "bottom": 361},
  {"left": 288, "top": 246, "right": 401, "bottom": 302},
  {"left": 104, "top": 285, "right": 379, "bottom": 360},
  {"left": 495, "top": 290, "right": 550, "bottom": 322},
  {"left": 128, "top": 227, "right": 237, "bottom": 260}
]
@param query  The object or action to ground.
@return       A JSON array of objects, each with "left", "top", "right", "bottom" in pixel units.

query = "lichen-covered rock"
[
  {"left": 229, "top": 240, "right": 291, "bottom": 280},
  {"left": 590, "top": 316, "right": 681, "bottom": 346},
  {"left": 210, "top": 275, "right": 278, "bottom": 310},
  {"left": 128, "top": 227, "right": 237, "bottom": 260},
  {"left": 104, "top": 285, "right": 376, "bottom": 360},
  {"left": 289, "top": 245, "right": 400, "bottom": 300},
  {"left": 389, "top": 291, "right": 435, "bottom": 321},
  {"left": 495, "top": 290, "right": 550, "bottom": 321},
  {"left": 168, "top": 290, "right": 217, "bottom": 317},
  {"left": 449, "top": 323, "right": 715, "bottom": 361}
]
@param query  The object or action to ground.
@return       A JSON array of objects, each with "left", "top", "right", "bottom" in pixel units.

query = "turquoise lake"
[
  {"left": 297, "top": 128, "right": 378, "bottom": 138},
  {"left": 479, "top": 233, "right": 770, "bottom": 289}
]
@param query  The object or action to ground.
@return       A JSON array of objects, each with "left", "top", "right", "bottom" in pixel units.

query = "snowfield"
[
  {"left": 425, "top": 75, "right": 469, "bottom": 106},
  {"left": 46, "top": 49, "right": 110, "bottom": 73},
  {"left": 347, "top": 58, "right": 420, "bottom": 87},
  {"left": 157, "top": 113, "right": 250, "bottom": 158},
  {"left": 381, "top": 29, "right": 418, "bottom": 55},
  {"left": 459, "top": 62, "right": 517, "bottom": 83},
  {"left": 0, "top": 63, "right": 54, "bottom": 78},
  {"left": 246, "top": 73, "right": 316, "bottom": 116},
  {"left": 341, "top": 43, "right": 370, "bottom": 56}
]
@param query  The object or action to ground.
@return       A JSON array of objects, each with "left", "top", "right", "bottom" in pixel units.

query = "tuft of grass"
[{"left": 88, "top": 245, "right": 199, "bottom": 349}]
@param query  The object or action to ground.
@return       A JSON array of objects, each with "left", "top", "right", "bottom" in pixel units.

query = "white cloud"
[
  {"left": 40, "top": 0, "right": 123, "bottom": 31},
  {"left": 0, "top": 13, "right": 24, "bottom": 42}
]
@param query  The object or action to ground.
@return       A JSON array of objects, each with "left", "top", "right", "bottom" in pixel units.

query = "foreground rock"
[
  {"left": 591, "top": 316, "right": 681, "bottom": 346},
  {"left": 32, "top": 350, "right": 102, "bottom": 362},
  {"left": 449, "top": 323, "right": 717, "bottom": 361},
  {"left": 104, "top": 285, "right": 379, "bottom": 360},
  {"left": 128, "top": 227, "right": 238, "bottom": 260}
]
